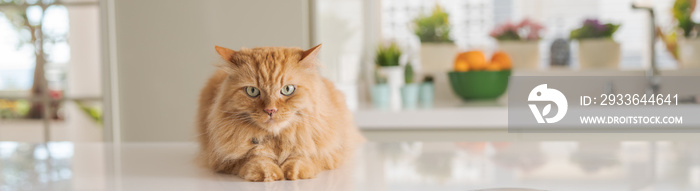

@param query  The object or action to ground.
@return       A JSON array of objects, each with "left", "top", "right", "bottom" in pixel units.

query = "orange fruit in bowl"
[
  {"left": 464, "top": 51, "right": 487, "bottom": 70},
  {"left": 454, "top": 52, "right": 469, "bottom": 71},
  {"left": 491, "top": 51, "right": 512, "bottom": 70},
  {"left": 455, "top": 51, "right": 469, "bottom": 60},
  {"left": 485, "top": 61, "right": 502, "bottom": 71},
  {"left": 454, "top": 59, "right": 470, "bottom": 71},
  {"left": 499, "top": 60, "right": 512, "bottom": 70}
]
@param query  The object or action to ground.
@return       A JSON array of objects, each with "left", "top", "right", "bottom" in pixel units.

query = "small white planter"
[
  {"left": 678, "top": 37, "right": 700, "bottom": 68},
  {"left": 420, "top": 43, "right": 458, "bottom": 74},
  {"left": 377, "top": 66, "right": 403, "bottom": 110},
  {"left": 577, "top": 39, "right": 621, "bottom": 69},
  {"left": 497, "top": 41, "right": 540, "bottom": 69}
]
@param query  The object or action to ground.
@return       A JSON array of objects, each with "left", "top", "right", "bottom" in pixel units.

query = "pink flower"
[
  {"left": 489, "top": 30, "right": 500, "bottom": 37},
  {"left": 49, "top": 90, "right": 63, "bottom": 99},
  {"left": 491, "top": 19, "right": 545, "bottom": 40},
  {"left": 530, "top": 22, "right": 544, "bottom": 31},
  {"left": 490, "top": 25, "right": 507, "bottom": 38},
  {"left": 517, "top": 19, "right": 531, "bottom": 28},
  {"left": 503, "top": 22, "right": 517, "bottom": 31}
]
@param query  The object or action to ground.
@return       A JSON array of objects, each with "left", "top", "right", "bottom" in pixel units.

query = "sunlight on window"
[
  {"left": 0, "top": 5, "right": 69, "bottom": 91},
  {"left": 43, "top": 5, "right": 69, "bottom": 64},
  {"left": 26, "top": 5, "right": 43, "bottom": 26},
  {"left": 0, "top": 14, "right": 34, "bottom": 90}
]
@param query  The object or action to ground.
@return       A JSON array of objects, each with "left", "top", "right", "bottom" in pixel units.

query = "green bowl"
[{"left": 448, "top": 70, "right": 511, "bottom": 100}]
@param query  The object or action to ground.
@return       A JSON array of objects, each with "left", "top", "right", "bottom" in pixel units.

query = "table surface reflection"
[{"left": 1, "top": 141, "right": 699, "bottom": 191}]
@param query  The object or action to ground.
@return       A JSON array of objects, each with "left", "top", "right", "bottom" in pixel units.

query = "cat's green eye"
[
  {"left": 245, "top": 86, "right": 260, "bottom": 97},
  {"left": 281, "top": 85, "right": 296, "bottom": 96}
]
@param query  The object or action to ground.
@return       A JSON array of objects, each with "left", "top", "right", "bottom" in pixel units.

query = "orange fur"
[{"left": 197, "top": 45, "right": 364, "bottom": 181}]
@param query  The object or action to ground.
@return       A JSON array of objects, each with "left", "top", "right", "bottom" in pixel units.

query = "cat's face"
[{"left": 214, "top": 45, "right": 320, "bottom": 133}]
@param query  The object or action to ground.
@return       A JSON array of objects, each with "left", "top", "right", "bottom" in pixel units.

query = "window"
[{"left": 0, "top": 0, "right": 102, "bottom": 142}]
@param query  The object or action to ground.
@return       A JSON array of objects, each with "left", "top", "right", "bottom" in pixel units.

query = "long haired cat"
[{"left": 197, "top": 44, "right": 364, "bottom": 182}]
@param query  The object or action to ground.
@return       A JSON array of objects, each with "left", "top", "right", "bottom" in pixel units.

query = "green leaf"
[
  {"left": 570, "top": 20, "right": 620, "bottom": 40},
  {"left": 404, "top": 64, "right": 413, "bottom": 84},
  {"left": 413, "top": 5, "right": 453, "bottom": 43},
  {"left": 375, "top": 42, "right": 402, "bottom": 67}
]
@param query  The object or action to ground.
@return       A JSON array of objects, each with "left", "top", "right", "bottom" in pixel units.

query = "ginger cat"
[{"left": 197, "top": 44, "right": 363, "bottom": 182}]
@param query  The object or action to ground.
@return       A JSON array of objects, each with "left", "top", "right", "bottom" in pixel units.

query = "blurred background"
[
  {"left": 4, "top": 0, "right": 700, "bottom": 190},
  {"left": 0, "top": 0, "right": 698, "bottom": 142}
]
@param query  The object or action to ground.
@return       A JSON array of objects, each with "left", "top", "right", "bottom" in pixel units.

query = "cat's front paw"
[
  {"left": 238, "top": 159, "right": 284, "bottom": 182},
  {"left": 281, "top": 159, "right": 316, "bottom": 180}
]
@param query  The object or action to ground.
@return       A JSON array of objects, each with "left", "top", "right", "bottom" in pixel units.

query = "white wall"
[
  {"left": 113, "top": 0, "right": 308, "bottom": 141},
  {"left": 67, "top": 5, "right": 103, "bottom": 142}
]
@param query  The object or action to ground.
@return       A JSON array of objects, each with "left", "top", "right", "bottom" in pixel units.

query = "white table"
[{"left": 1, "top": 140, "right": 698, "bottom": 191}]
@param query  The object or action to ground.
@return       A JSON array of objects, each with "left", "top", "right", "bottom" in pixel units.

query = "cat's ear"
[
  {"left": 299, "top": 44, "right": 322, "bottom": 67},
  {"left": 215, "top": 45, "right": 236, "bottom": 62}
]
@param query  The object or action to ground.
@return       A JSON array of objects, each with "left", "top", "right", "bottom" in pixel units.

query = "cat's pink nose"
[{"left": 264, "top": 108, "right": 277, "bottom": 116}]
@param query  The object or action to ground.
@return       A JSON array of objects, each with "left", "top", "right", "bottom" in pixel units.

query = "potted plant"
[
  {"left": 375, "top": 42, "right": 403, "bottom": 110},
  {"left": 673, "top": 0, "right": 700, "bottom": 68},
  {"left": 414, "top": 5, "right": 458, "bottom": 74},
  {"left": 570, "top": 19, "right": 621, "bottom": 69},
  {"left": 419, "top": 75, "right": 434, "bottom": 108},
  {"left": 490, "top": 19, "right": 544, "bottom": 69},
  {"left": 371, "top": 71, "right": 390, "bottom": 109},
  {"left": 400, "top": 64, "right": 419, "bottom": 109}
]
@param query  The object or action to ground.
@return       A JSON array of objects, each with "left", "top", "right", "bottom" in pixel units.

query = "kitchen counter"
[
  {"left": 354, "top": 101, "right": 508, "bottom": 129},
  {"left": 3, "top": 140, "right": 700, "bottom": 191}
]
